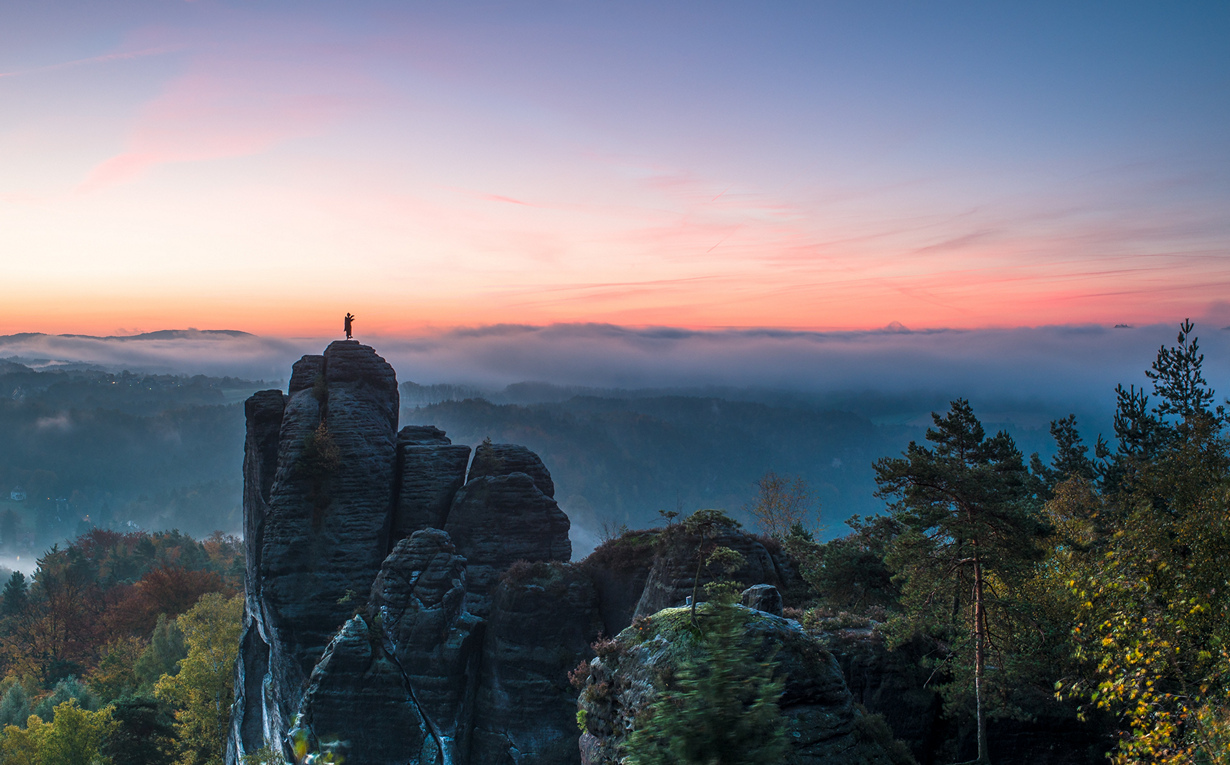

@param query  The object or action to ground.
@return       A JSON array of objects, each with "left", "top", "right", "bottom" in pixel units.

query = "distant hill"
[{"left": 1, "top": 329, "right": 254, "bottom": 342}]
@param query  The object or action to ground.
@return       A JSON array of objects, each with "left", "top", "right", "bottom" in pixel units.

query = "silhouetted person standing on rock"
[{"left": 344, "top": 313, "right": 355, "bottom": 339}]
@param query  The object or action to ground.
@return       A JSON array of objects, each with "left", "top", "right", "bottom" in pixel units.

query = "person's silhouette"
[{"left": 344, "top": 313, "right": 355, "bottom": 339}]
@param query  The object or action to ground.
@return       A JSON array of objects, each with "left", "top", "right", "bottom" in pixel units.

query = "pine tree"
[
  {"left": 874, "top": 399, "right": 1043, "bottom": 764},
  {"left": 1, "top": 571, "right": 28, "bottom": 617},
  {"left": 0, "top": 682, "right": 30, "bottom": 728},
  {"left": 101, "top": 696, "right": 177, "bottom": 765}
]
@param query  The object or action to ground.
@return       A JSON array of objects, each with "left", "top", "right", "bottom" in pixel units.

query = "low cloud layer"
[
  {"left": 4, "top": 323, "right": 1228, "bottom": 423},
  {"left": 0, "top": 330, "right": 310, "bottom": 381},
  {"left": 379, "top": 322, "right": 1230, "bottom": 414}
]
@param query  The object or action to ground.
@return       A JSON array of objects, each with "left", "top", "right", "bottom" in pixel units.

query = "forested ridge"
[{"left": 0, "top": 364, "right": 263, "bottom": 546}]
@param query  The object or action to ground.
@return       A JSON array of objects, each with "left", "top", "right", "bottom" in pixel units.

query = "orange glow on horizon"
[{"left": 2, "top": 266, "right": 1217, "bottom": 339}]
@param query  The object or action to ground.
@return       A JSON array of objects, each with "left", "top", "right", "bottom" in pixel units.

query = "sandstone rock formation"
[
  {"left": 227, "top": 342, "right": 578, "bottom": 765},
  {"left": 444, "top": 473, "right": 571, "bottom": 616},
  {"left": 296, "top": 616, "right": 441, "bottom": 765},
  {"left": 467, "top": 441, "right": 556, "bottom": 498},
  {"left": 392, "top": 427, "right": 471, "bottom": 538},
  {"left": 577, "top": 529, "right": 658, "bottom": 636},
  {"left": 369, "top": 530, "right": 482, "bottom": 764},
  {"left": 470, "top": 562, "right": 604, "bottom": 765}
]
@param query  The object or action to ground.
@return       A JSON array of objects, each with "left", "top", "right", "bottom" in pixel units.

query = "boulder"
[
  {"left": 370, "top": 530, "right": 483, "bottom": 764},
  {"left": 468, "top": 442, "right": 556, "bottom": 498},
  {"left": 444, "top": 473, "right": 571, "bottom": 616},
  {"left": 577, "top": 604, "right": 907, "bottom": 765},
  {"left": 296, "top": 616, "right": 442, "bottom": 765},
  {"left": 742, "top": 583, "right": 784, "bottom": 616}
]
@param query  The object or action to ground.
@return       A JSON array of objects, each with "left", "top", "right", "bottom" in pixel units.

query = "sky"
[{"left": 2, "top": 1, "right": 1228, "bottom": 338}]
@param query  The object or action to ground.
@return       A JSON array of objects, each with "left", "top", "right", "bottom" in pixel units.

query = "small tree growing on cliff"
[{"left": 679, "top": 509, "right": 745, "bottom": 623}]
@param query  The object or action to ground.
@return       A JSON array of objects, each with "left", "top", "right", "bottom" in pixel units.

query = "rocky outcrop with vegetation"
[
  {"left": 227, "top": 341, "right": 914, "bottom": 765},
  {"left": 575, "top": 602, "right": 913, "bottom": 765}
]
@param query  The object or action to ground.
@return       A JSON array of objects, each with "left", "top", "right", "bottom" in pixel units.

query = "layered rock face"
[
  {"left": 255, "top": 343, "right": 400, "bottom": 743},
  {"left": 471, "top": 563, "right": 604, "bottom": 765},
  {"left": 296, "top": 617, "right": 442, "bottom": 765},
  {"left": 444, "top": 473, "right": 571, "bottom": 616},
  {"left": 370, "top": 530, "right": 482, "bottom": 764},
  {"left": 228, "top": 343, "right": 575, "bottom": 765},
  {"left": 392, "top": 427, "right": 472, "bottom": 538}
]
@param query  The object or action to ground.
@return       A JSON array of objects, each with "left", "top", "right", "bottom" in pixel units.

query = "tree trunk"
[{"left": 973, "top": 554, "right": 989, "bottom": 764}]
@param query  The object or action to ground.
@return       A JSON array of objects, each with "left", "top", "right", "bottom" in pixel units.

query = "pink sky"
[{"left": 2, "top": 2, "right": 1228, "bottom": 337}]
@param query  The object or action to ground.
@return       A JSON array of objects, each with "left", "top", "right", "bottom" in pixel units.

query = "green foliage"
[
  {"left": 154, "top": 593, "right": 243, "bottom": 765},
  {"left": 87, "top": 637, "right": 145, "bottom": 702},
  {"left": 135, "top": 615, "right": 188, "bottom": 692},
  {"left": 0, "top": 682, "right": 30, "bottom": 728},
  {"left": 853, "top": 705, "right": 917, "bottom": 765},
  {"left": 1146, "top": 319, "right": 1217, "bottom": 421},
  {"left": 2, "top": 572, "right": 29, "bottom": 617},
  {"left": 788, "top": 513, "right": 901, "bottom": 612},
  {"left": 622, "top": 603, "right": 788, "bottom": 765},
  {"left": 32, "top": 677, "right": 98, "bottom": 721},
  {"left": 677, "top": 509, "right": 744, "bottom": 620},
  {"left": 874, "top": 398, "right": 1044, "bottom": 762},
  {"left": 1053, "top": 321, "right": 1230, "bottom": 764},
  {"left": 0, "top": 699, "right": 116, "bottom": 765},
  {"left": 100, "top": 695, "right": 177, "bottom": 765},
  {"left": 1030, "top": 414, "right": 1097, "bottom": 498}
]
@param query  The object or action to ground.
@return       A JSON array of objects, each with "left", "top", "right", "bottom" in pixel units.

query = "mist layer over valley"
[{"left": 3, "top": 321, "right": 1225, "bottom": 559}]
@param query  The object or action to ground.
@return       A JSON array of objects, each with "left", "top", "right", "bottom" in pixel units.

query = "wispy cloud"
[{"left": 0, "top": 46, "right": 179, "bottom": 79}]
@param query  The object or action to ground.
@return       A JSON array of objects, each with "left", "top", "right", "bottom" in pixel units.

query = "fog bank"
[{"left": 5, "top": 323, "right": 1228, "bottom": 417}]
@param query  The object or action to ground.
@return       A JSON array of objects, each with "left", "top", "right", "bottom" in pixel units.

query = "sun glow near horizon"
[{"left": 2, "top": 2, "right": 1228, "bottom": 338}]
